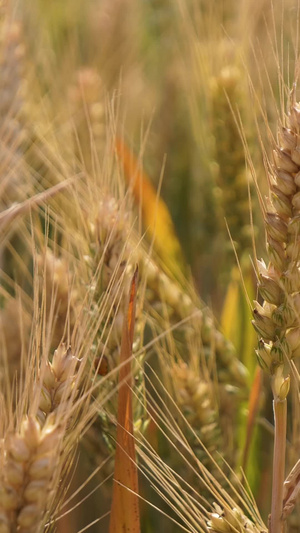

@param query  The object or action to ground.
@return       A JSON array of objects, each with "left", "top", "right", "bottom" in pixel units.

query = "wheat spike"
[{"left": 252, "top": 92, "right": 300, "bottom": 387}]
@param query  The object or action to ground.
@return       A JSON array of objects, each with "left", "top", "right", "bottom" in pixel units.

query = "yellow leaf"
[
  {"left": 221, "top": 264, "right": 257, "bottom": 376},
  {"left": 221, "top": 267, "right": 240, "bottom": 343},
  {"left": 115, "top": 138, "right": 185, "bottom": 276}
]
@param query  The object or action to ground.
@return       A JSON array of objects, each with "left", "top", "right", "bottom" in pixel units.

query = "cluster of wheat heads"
[
  {"left": 144, "top": 85, "right": 300, "bottom": 533},
  {"left": 0, "top": 6, "right": 246, "bottom": 533},
  {"left": 2, "top": 1, "right": 300, "bottom": 532}
]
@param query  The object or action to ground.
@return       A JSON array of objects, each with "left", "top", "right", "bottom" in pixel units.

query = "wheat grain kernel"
[
  {"left": 24, "top": 480, "right": 47, "bottom": 503},
  {"left": 9, "top": 436, "right": 30, "bottom": 462},
  {"left": 286, "top": 327, "right": 300, "bottom": 355},
  {"left": 0, "top": 513, "right": 10, "bottom": 533},
  {"left": 256, "top": 341, "right": 272, "bottom": 371},
  {"left": 0, "top": 484, "right": 19, "bottom": 510},
  {"left": 291, "top": 190, "right": 300, "bottom": 210},
  {"left": 287, "top": 215, "right": 300, "bottom": 234},
  {"left": 259, "top": 274, "right": 282, "bottom": 305},
  {"left": 38, "top": 428, "right": 61, "bottom": 454},
  {"left": 286, "top": 239, "right": 300, "bottom": 260},
  {"left": 282, "top": 267, "right": 300, "bottom": 292},
  {"left": 294, "top": 171, "right": 300, "bottom": 187},
  {"left": 279, "top": 127, "right": 297, "bottom": 150},
  {"left": 51, "top": 344, "right": 71, "bottom": 379},
  {"left": 39, "top": 386, "right": 52, "bottom": 413},
  {"left": 289, "top": 104, "right": 300, "bottom": 129},
  {"left": 272, "top": 187, "right": 293, "bottom": 216},
  {"left": 17, "top": 504, "right": 39, "bottom": 528},
  {"left": 273, "top": 148, "right": 299, "bottom": 173},
  {"left": 21, "top": 417, "right": 41, "bottom": 450},
  {"left": 28, "top": 456, "right": 52, "bottom": 479},
  {"left": 208, "top": 512, "right": 231, "bottom": 532},
  {"left": 291, "top": 146, "right": 300, "bottom": 165},
  {"left": 53, "top": 379, "right": 73, "bottom": 404},
  {"left": 43, "top": 362, "right": 56, "bottom": 389},
  {"left": 5, "top": 459, "right": 24, "bottom": 486},
  {"left": 267, "top": 237, "right": 286, "bottom": 271},
  {"left": 274, "top": 170, "right": 296, "bottom": 195},
  {"left": 266, "top": 213, "right": 288, "bottom": 242}
]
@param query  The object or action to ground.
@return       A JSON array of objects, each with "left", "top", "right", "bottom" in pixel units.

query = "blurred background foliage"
[{"left": 17, "top": 1, "right": 253, "bottom": 295}]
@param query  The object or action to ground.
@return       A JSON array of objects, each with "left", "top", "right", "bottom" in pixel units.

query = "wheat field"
[{"left": 1, "top": 1, "right": 300, "bottom": 532}]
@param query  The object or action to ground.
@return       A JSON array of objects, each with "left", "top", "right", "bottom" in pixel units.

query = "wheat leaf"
[
  {"left": 115, "top": 138, "right": 185, "bottom": 276},
  {"left": 109, "top": 266, "right": 141, "bottom": 533}
]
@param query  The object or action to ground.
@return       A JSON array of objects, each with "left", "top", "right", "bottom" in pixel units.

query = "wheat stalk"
[{"left": 251, "top": 86, "right": 300, "bottom": 531}]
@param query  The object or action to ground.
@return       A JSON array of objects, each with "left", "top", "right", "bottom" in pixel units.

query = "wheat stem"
[{"left": 270, "top": 397, "right": 287, "bottom": 533}]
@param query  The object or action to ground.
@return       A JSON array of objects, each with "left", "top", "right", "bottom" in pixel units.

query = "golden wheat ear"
[
  {"left": 211, "top": 64, "right": 257, "bottom": 259},
  {"left": 0, "top": 340, "right": 84, "bottom": 533},
  {"left": 251, "top": 87, "right": 300, "bottom": 531},
  {"left": 135, "top": 358, "right": 267, "bottom": 533}
]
